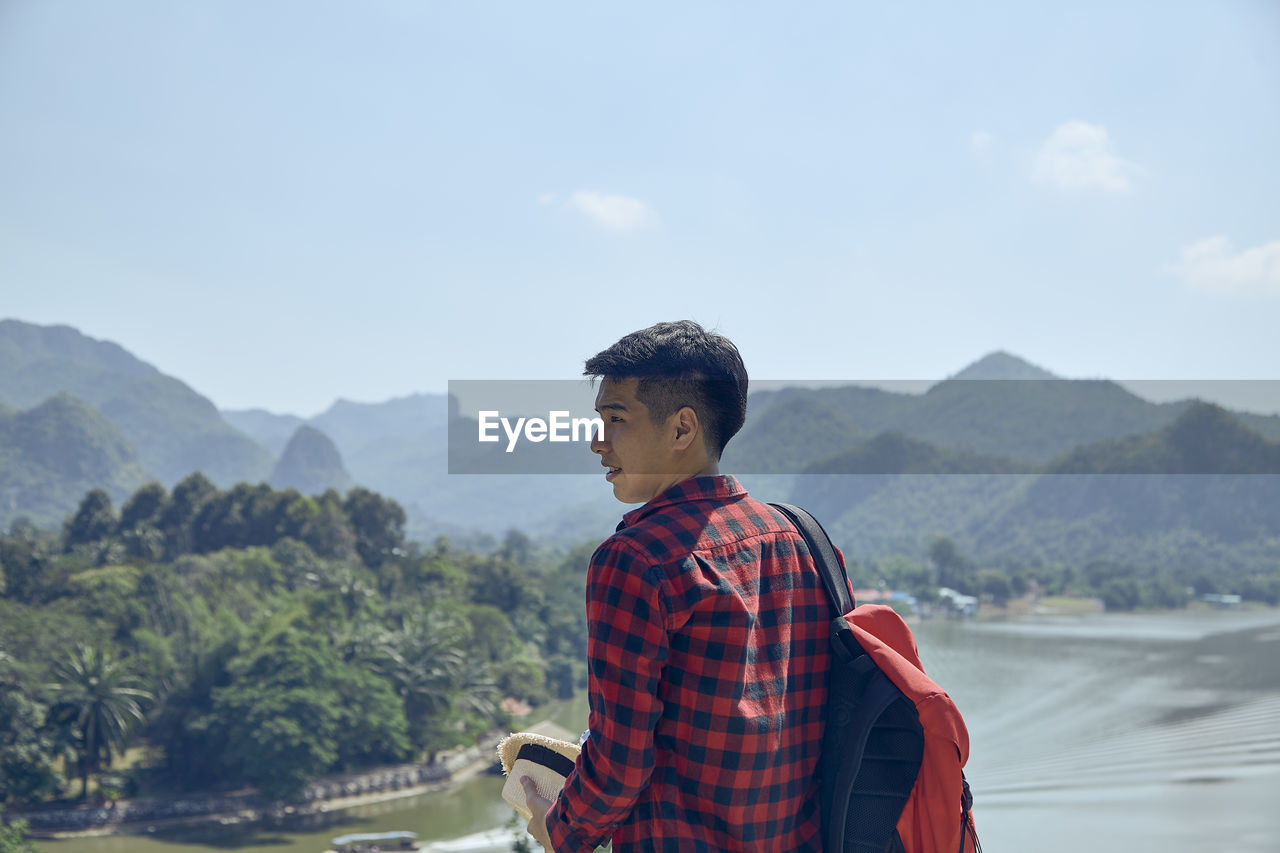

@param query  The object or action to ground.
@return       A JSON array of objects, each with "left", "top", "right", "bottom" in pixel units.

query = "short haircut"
[{"left": 584, "top": 320, "right": 749, "bottom": 458}]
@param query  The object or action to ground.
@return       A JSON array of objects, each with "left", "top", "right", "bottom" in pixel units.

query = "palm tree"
[
  {"left": 370, "top": 611, "right": 472, "bottom": 758},
  {"left": 48, "top": 644, "right": 152, "bottom": 799}
]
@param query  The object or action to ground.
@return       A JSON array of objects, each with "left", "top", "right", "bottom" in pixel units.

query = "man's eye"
[{"left": 610, "top": 416, "right": 623, "bottom": 423}]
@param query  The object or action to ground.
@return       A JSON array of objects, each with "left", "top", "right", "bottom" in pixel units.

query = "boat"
[{"left": 325, "top": 830, "right": 421, "bottom": 852}]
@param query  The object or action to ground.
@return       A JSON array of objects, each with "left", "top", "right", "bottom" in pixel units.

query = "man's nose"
[{"left": 590, "top": 432, "right": 609, "bottom": 455}]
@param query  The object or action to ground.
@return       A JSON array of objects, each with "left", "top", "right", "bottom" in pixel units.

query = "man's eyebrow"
[{"left": 594, "top": 402, "right": 628, "bottom": 413}]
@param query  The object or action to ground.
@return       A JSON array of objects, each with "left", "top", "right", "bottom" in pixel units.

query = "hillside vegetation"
[
  {"left": 0, "top": 320, "right": 272, "bottom": 491},
  {"left": 0, "top": 480, "right": 588, "bottom": 806}
]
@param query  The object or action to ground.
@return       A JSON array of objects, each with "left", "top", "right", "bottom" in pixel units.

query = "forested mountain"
[
  {"left": 228, "top": 393, "right": 608, "bottom": 543},
  {"left": 269, "top": 426, "right": 352, "bottom": 494},
  {"left": 797, "top": 402, "right": 1280, "bottom": 592},
  {"left": 0, "top": 394, "right": 149, "bottom": 526},
  {"left": 4, "top": 320, "right": 1276, "bottom": 588},
  {"left": 948, "top": 350, "right": 1059, "bottom": 380},
  {"left": 0, "top": 320, "right": 272, "bottom": 486},
  {"left": 733, "top": 354, "right": 1280, "bottom": 470}
]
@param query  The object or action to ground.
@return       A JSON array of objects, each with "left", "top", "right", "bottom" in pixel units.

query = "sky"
[{"left": 1, "top": 1, "right": 1278, "bottom": 418}]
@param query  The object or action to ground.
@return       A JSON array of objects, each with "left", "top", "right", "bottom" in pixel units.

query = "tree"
[
  {"left": 46, "top": 645, "right": 151, "bottom": 798},
  {"left": 1100, "top": 577, "right": 1142, "bottom": 612},
  {"left": 0, "top": 650, "right": 62, "bottom": 804},
  {"left": 372, "top": 610, "right": 475, "bottom": 758},
  {"left": 119, "top": 483, "right": 168, "bottom": 562},
  {"left": 207, "top": 618, "right": 409, "bottom": 799},
  {"left": 157, "top": 473, "right": 217, "bottom": 558},
  {"left": 0, "top": 524, "right": 54, "bottom": 605},
  {"left": 977, "top": 569, "right": 1012, "bottom": 606},
  {"left": 331, "top": 665, "right": 411, "bottom": 772},
  {"left": 342, "top": 488, "right": 406, "bottom": 569},
  {"left": 929, "top": 536, "right": 976, "bottom": 594},
  {"left": 0, "top": 804, "right": 42, "bottom": 853},
  {"left": 0, "top": 689, "right": 62, "bottom": 804},
  {"left": 62, "top": 490, "right": 117, "bottom": 551},
  {"left": 210, "top": 628, "right": 344, "bottom": 800},
  {"left": 299, "top": 491, "right": 356, "bottom": 561},
  {"left": 118, "top": 483, "right": 166, "bottom": 532}
]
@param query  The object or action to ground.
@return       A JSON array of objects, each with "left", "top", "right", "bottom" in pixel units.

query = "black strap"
[
  {"left": 771, "top": 502, "right": 854, "bottom": 617},
  {"left": 514, "top": 742, "right": 576, "bottom": 778}
]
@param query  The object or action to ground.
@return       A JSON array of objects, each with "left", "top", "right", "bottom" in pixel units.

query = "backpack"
[{"left": 771, "top": 503, "right": 980, "bottom": 853}]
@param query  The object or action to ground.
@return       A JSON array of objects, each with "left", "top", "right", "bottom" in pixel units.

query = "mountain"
[
  {"left": 730, "top": 376, "right": 1191, "bottom": 471},
  {"left": 789, "top": 431, "right": 1026, "bottom": 523},
  {"left": 804, "top": 403, "right": 1280, "bottom": 574},
  {"left": 1047, "top": 401, "right": 1280, "bottom": 475},
  {"left": 221, "top": 408, "right": 305, "bottom": 456},
  {"left": 310, "top": 394, "right": 450, "bottom": 453},
  {"left": 722, "top": 391, "right": 865, "bottom": 475},
  {"left": 269, "top": 425, "right": 352, "bottom": 494},
  {"left": 949, "top": 350, "right": 1058, "bottom": 381},
  {"left": 9, "top": 319, "right": 1273, "bottom": 576},
  {"left": 0, "top": 320, "right": 272, "bottom": 485},
  {"left": 226, "top": 393, "right": 605, "bottom": 540},
  {"left": 0, "top": 394, "right": 149, "bottom": 526}
]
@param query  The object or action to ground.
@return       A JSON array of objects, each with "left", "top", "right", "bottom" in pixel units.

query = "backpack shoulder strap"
[{"left": 771, "top": 502, "right": 854, "bottom": 617}]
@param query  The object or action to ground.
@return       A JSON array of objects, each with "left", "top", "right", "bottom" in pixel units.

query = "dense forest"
[{"left": 0, "top": 478, "right": 589, "bottom": 808}]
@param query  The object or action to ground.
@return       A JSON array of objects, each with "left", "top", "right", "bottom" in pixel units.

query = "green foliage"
[
  {"left": 46, "top": 644, "right": 151, "bottom": 798},
  {"left": 0, "top": 803, "right": 43, "bottom": 853},
  {"left": 118, "top": 482, "right": 166, "bottom": 532},
  {"left": 205, "top": 620, "right": 410, "bottom": 800},
  {"left": 157, "top": 472, "right": 217, "bottom": 558},
  {"left": 0, "top": 394, "right": 148, "bottom": 531},
  {"left": 929, "top": 536, "right": 977, "bottom": 595},
  {"left": 62, "top": 490, "right": 118, "bottom": 551},
  {"left": 0, "top": 319, "right": 273, "bottom": 491},
  {"left": 342, "top": 487, "right": 406, "bottom": 569},
  {"left": 977, "top": 570, "right": 1012, "bottom": 606},
  {"left": 0, "top": 650, "right": 63, "bottom": 804}
]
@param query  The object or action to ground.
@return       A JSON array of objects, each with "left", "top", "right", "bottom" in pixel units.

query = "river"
[{"left": 41, "top": 607, "right": 1280, "bottom": 853}]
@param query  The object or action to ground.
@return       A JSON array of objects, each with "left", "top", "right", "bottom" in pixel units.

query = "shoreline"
[{"left": 22, "top": 736, "right": 503, "bottom": 840}]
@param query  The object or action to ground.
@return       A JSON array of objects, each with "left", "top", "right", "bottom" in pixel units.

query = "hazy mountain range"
[{"left": 2, "top": 318, "right": 1278, "bottom": 574}]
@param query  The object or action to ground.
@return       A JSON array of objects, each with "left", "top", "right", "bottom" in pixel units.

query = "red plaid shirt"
[{"left": 545, "top": 475, "right": 834, "bottom": 852}]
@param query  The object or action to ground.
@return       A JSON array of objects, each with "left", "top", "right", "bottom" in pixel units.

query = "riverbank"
[
  {"left": 30, "top": 610, "right": 1280, "bottom": 853},
  {"left": 16, "top": 735, "right": 504, "bottom": 840}
]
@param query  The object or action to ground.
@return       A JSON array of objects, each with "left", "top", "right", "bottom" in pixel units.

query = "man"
[{"left": 522, "top": 320, "right": 835, "bottom": 852}]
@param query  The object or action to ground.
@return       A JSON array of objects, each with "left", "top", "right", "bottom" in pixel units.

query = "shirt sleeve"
[{"left": 545, "top": 537, "right": 670, "bottom": 853}]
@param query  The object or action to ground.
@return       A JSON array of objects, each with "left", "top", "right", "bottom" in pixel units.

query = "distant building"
[
  {"left": 938, "top": 587, "right": 978, "bottom": 617},
  {"left": 853, "top": 588, "right": 919, "bottom": 616}
]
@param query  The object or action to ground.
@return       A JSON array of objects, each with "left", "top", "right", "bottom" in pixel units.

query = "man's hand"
[{"left": 520, "top": 775, "right": 555, "bottom": 852}]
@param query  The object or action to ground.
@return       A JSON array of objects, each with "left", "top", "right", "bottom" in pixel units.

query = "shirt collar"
[{"left": 617, "top": 474, "right": 746, "bottom": 531}]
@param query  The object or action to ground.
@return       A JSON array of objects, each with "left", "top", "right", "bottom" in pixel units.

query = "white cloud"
[
  {"left": 1033, "top": 121, "right": 1140, "bottom": 192},
  {"left": 1173, "top": 235, "right": 1280, "bottom": 297},
  {"left": 567, "top": 191, "right": 656, "bottom": 231}
]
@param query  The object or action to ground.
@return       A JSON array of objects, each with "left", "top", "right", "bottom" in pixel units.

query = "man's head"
[{"left": 585, "top": 321, "right": 748, "bottom": 503}]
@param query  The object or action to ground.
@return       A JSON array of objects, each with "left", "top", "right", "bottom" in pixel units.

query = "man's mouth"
[{"left": 604, "top": 464, "right": 621, "bottom": 481}]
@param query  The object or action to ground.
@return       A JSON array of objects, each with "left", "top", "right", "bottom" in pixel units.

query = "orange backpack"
[{"left": 772, "top": 504, "right": 980, "bottom": 853}]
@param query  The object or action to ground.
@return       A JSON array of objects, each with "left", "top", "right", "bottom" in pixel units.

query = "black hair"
[{"left": 583, "top": 320, "right": 749, "bottom": 458}]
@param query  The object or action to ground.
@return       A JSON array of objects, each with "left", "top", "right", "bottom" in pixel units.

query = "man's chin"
[{"left": 608, "top": 478, "right": 650, "bottom": 505}]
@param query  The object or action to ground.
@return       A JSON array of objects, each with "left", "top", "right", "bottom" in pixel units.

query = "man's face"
[{"left": 591, "top": 378, "right": 683, "bottom": 504}]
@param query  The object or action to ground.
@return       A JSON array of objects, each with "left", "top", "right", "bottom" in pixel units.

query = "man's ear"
[{"left": 670, "top": 406, "right": 701, "bottom": 451}]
